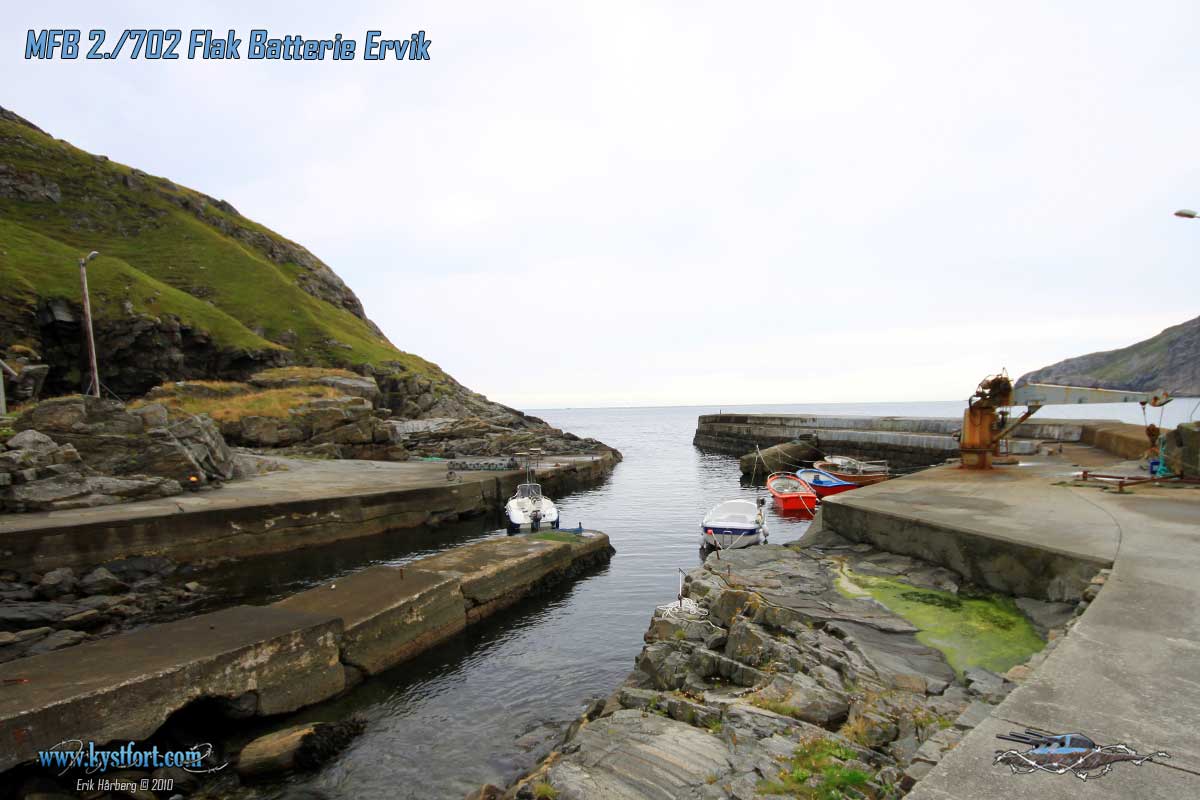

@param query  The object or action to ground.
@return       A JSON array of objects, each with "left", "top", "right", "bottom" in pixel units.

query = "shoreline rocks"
[{"left": 503, "top": 538, "right": 1083, "bottom": 800}]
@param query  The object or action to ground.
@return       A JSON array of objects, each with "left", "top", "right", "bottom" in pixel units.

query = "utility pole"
[
  {"left": 79, "top": 251, "right": 100, "bottom": 398},
  {"left": 0, "top": 357, "right": 16, "bottom": 416}
]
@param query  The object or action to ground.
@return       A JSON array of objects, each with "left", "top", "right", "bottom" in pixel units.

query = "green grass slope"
[{"left": 0, "top": 106, "right": 445, "bottom": 381}]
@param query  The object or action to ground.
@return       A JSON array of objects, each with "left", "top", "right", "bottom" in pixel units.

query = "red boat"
[{"left": 766, "top": 472, "right": 819, "bottom": 512}]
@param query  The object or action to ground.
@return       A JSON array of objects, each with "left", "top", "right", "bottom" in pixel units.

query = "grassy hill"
[
  {"left": 1018, "top": 315, "right": 1200, "bottom": 396},
  {"left": 0, "top": 106, "right": 447, "bottom": 396}
]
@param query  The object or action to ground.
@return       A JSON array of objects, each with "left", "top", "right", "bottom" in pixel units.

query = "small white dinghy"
[
  {"left": 505, "top": 449, "right": 560, "bottom": 533},
  {"left": 700, "top": 497, "right": 767, "bottom": 554}
]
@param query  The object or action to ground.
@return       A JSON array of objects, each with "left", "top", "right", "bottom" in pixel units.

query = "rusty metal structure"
[{"left": 960, "top": 370, "right": 1171, "bottom": 469}]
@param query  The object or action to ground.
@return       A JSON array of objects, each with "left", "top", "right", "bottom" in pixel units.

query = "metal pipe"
[{"left": 78, "top": 251, "right": 100, "bottom": 398}]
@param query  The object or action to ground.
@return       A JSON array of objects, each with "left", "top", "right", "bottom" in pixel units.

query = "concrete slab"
[
  {"left": 0, "top": 605, "right": 344, "bottom": 772},
  {"left": 0, "top": 453, "right": 615, "bottom": 571},
  {"left": 416, "top": 532, "right": 610, "bottom": 621},
  {"left": 821, "top": 453, "right": 1120, "bottom": 599},
  {"left": 832, "top": 447, "right": 1200, "bottom": 799},
  {"left": 907, "top": 714, "right": 1198, "bottom": 800},
  {"left": 274, "top": 566, "right": 465, "bottom": 676}
]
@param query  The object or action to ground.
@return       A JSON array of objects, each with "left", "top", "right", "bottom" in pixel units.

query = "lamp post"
[
  {"left": 78, "top": 250, "right": 100, "bottom": 398},
  {"left": 1174, "top": 209, "right": 1198, "bottom": 219}
]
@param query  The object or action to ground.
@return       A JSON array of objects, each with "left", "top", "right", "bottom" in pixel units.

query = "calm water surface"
[{"left": 235, "top": 400, "right": 1192, "bottom": 799}]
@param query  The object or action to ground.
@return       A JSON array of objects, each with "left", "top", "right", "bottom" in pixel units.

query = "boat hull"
[
  {"left": 700, "top": 525, "right": 763, "bottom": 549},
  {"left": 813, "top": 461, "right": 890, "bottom": 486},
  {"left": 767, "top": 473, "right": 819, "bottom": 511}
]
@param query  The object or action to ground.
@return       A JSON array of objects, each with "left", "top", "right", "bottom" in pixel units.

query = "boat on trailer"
[
  {"left": 505, "top": 449, "right": 560, "bottom": 533},
  {"left": 766, "top": 472, "right": 819, "bottom": 512},
  {"left": 795, "top": 467, "right": 857, "bottom": 498},
  {"left": 814, "top": 456, "right": 890, "bottom": 486},
  {"left": 700, "top": 498, "right": 767, "bottom": 553}
]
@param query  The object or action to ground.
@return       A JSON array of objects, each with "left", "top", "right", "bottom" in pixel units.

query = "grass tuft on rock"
[
  {"left": 757, "top": 736, "right": 877, "bottom": 798},
  {"left": 531, "top": 531, "right": 580, "bottom": 544},
  {"left": 133, "top": 383, "right": 342, "bottom": 422}
]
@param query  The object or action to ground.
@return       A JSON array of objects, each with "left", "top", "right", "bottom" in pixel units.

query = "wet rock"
[
  {"left": 80, "top": 567, "right": 128, "bottom": 595},
  {"left": 237, "top": 718, "right": 366, "bottom": 779}
]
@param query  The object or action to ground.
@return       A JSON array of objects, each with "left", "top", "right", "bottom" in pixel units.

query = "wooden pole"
[
  {"left": 0, "top": 357, "right": 16, "bottom": 416},
  {"left": 79, "top": 256, "right": 100, "bottom": 398}
]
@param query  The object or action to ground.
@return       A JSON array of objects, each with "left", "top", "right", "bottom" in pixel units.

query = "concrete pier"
[
  {"left": 694, "top": 413, "right": 1123, "bottom": 468},
  {"left": 0, "top": 452, "right": 616, "bottom": 573},
  {"left": 0, "top": 530, "right": 612, "bottom": 773},
  {"left": 817, "top": 446, "right": 1200, "bottom": 798}
]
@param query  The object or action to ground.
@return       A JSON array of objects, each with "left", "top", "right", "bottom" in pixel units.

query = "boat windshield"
[{"left": 515, "top": 483, "right": 543, "bottom": 499}]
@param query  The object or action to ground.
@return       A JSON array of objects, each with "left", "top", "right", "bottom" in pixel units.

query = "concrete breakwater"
[
  {"left": 0, "top": 451, "right": 617, "bottom": 573},
  {"left": 0, "top": 530, "right": 613, "bottom": 775},
  {"left": 694, "top": 413, "right": 1116, "bottom": 469}
]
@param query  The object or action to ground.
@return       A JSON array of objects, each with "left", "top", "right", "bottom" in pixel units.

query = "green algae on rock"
[{"left": 839, "top": 568, "right": 1044, "bottom": 676}]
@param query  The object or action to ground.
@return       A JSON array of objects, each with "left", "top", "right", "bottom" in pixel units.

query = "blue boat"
[{"left": 795, "top": 467, "right": 856, "bottom": 498}]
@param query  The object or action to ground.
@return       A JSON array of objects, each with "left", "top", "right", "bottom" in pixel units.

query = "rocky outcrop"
[
  {"left": 0, "top": 428, "right": 180, "bottom": 512},
  {"left": 221, "top": 396, "right": 406, "bottom": 461},
  {"left": 13, "top": 395, "right": 235, "bottom": 486},
  {"left": 34, "top": 299, "right": 291, "bottom": 398},
  {"left": 1018, "top": 314, "right": 1200, "bottom": 395},
  {"left": 248, "top": 371, "right": 382, "bottom": 405},
  {"left": 508, "top": 541, "right": 1081, "bottom": 800},
  {"left": 0, "top": 556, "right": 206, "bottom": 664}
]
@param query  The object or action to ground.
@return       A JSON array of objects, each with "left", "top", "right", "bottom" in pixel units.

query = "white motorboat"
[
  {"left": 700, "top": 498, "right": 767, "bottom": 553},
  {"left": 505, "top": 450, "right": 560, "bottom": 533}
]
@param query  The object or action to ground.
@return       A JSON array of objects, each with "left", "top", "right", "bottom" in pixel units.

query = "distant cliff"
[{"left": 1018, "top": 315, "right": 1200, "bottom": 396}]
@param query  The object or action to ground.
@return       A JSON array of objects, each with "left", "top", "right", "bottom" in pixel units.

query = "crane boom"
[{"left": 959, "top": 373, "right": 1170, "bottom": 469}]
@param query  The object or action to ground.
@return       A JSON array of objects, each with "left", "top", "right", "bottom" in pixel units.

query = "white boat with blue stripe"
[{"left": 700, "top": 498, "right": 767, "bottom": 553}]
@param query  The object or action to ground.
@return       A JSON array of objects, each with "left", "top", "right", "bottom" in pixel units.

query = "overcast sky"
[{"left": 6, "top": 2, "right": 1198, "bottom": 408}]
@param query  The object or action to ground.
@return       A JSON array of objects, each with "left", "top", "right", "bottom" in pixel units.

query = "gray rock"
[
  {"left": 26, "top": 629, "right": 87, "bottom": 655},
  {"left": 752, "top": 672, "right": 849, "bottom": 726},
  {"left": 1014, "top": 596, "right": 1076, "bottom": 634},
  {"left": 964, "top": 668, "right": 1014, "bottom": 703},
  {"left": 104, "top": 556, "right": 175, "bottom": 582},
  {"left": 80, "top": 567, "right": 128, "bottom": 596},
  {"left": 0, "top": 604, "right": 79, "bottom": 632},
  {"left": 35, "top": 567, "right": 78, "bottom": 599},
  {"left": 546, "top": 710, "right": 732, "bottom": 799},
  {"left": 5, "top": 429, "right": 57, "bottom": 453}
]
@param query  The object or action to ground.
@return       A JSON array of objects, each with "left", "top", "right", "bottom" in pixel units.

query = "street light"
[
  {"left": 1174, "top": 209, "right": 1198, "bottom": 219},
  {"left": 78, "top": 250, "right": 100, "bottom": 398}
]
